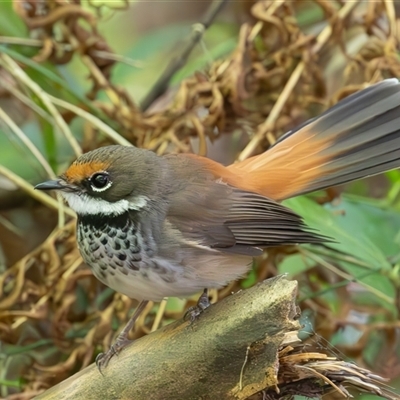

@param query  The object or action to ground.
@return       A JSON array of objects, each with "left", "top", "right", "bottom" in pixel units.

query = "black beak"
[{"left": 35, "top": 180, "right": 76, "bottom": 192}]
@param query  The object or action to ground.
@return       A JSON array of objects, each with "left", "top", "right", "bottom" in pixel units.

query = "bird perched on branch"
[{"left": 36, "top": 79, "right": 400, "bottom": 369}]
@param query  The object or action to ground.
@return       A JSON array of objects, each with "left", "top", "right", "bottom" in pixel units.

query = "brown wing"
[
  {"left": 164, "top": 154, "right": 326, "bottom": 256},
  {"left": 224, "top": 189, "right": 327, "bottom": 248}
]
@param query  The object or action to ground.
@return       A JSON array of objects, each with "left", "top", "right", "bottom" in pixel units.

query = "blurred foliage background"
[{"left": 0, "top": 0, "right": 400, "bottom": 399}]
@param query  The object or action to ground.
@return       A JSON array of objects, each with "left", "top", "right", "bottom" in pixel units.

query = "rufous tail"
[{"left": 228, "top": 79, "right": 400, "bottom": 201}]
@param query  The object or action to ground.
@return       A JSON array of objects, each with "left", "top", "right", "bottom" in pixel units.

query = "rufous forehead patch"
[{"left": 63, "top": 161, "right": 110, "bottom": 183}]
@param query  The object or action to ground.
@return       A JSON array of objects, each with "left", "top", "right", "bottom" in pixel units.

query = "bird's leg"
[
  {"left": 96, "top": 299, "right": 149, "bottom": 371},
  {"left": 184, "top": 288, "right": 211, "bottom": 323}
]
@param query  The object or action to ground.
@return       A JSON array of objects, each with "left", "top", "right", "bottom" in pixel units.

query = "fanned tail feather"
[{"left": 229, "top": 79, "right": 400, "bottom": 200}]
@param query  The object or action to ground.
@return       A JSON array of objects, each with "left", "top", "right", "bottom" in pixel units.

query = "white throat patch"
[{"left": 61, "top": 191, "right": 148, "bottom": 216}]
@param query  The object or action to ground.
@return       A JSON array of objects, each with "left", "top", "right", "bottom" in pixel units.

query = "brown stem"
[{"left": 140, "top": 0, "right": 229, "bottom": 111}]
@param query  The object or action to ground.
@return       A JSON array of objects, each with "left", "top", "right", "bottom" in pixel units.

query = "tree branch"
[
  {"left": 35, "top": 276, "right": 300, "bottom": 399},
  {"left": 35, "top": 276, "right": 398, "bottom": 400},
  {"left": 140, "top": 0, "right": 229, "bottom": 111}
]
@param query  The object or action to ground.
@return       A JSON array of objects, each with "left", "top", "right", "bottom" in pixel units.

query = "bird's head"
[{"left": 35, "top": 145, "right": 162, "bottom": 216}]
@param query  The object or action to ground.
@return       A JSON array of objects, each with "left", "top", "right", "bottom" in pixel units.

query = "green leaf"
[
  {"left": 283, "top": 196, "right": 399, "bottom": 307},
  {"left": 0, "top": 123, "right": 46, "bottom": 181},
  {"left": 241, "top": 261, "right": 257, "bottom": 288},
  {"left": 283, "top": 196, "right": 393, "bottom": 270},
  {"left": 171, "top": 23, "right": 238, "bottom": 84},
  {"left": 295, "top": 3, "right": 324, "bottom": 27},
  {"left": 0, "top": 3, "right": 28, "bottom": 37},
  {"left": 278, "top": 253, "right": 312, "bottom": 276},
  {"left": 166, "top": 297, "right": 186, "bottom": 313},
  {"left": 111, "top": 23, "right": 191, "bottom": 101},
  {"left": 386, "top": 169, "right": 400, "bottom": 184},
  {"left": 0, "top": 45, "right": 101, "bottom": 116},
  {"left": 112, "top": 22, "right": 237, "bottom": 102},
  {"left": 2, "top": 339, "right": 54, "bottom": 355}
]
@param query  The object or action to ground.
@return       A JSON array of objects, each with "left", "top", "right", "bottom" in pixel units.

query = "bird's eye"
[{"left": 90, "top": 173, "right": 111, "bottom": 192}]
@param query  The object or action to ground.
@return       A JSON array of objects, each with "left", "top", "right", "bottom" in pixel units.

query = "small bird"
[{"left": 36, "top": 79, "right": 400, "bottom": 368}]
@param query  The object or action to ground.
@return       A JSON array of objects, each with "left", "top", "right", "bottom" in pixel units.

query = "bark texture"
[{"left": 35, "top": 276, "right": 299, "bottom": 400}]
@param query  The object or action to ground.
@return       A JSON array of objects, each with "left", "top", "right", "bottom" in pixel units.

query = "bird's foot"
[
  {"left": 95, "top": 335, "right": 133, "bottom": 373},
  {"left": 95, "top": 300, "right": 149, "bottom": 373},
  {"left": 184, "top": 288, "right": 211, "bottom": 323}
]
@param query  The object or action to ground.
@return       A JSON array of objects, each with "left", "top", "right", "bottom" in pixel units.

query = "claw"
[
  {"left": 96, "top": 337, "right": 133, "bottom": 372},
  {"left": 95, "top": 300, "right": 149, "bottom": 373},
  {"left": 184, "top": 288, "right": 211, "bottom": 323}
]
